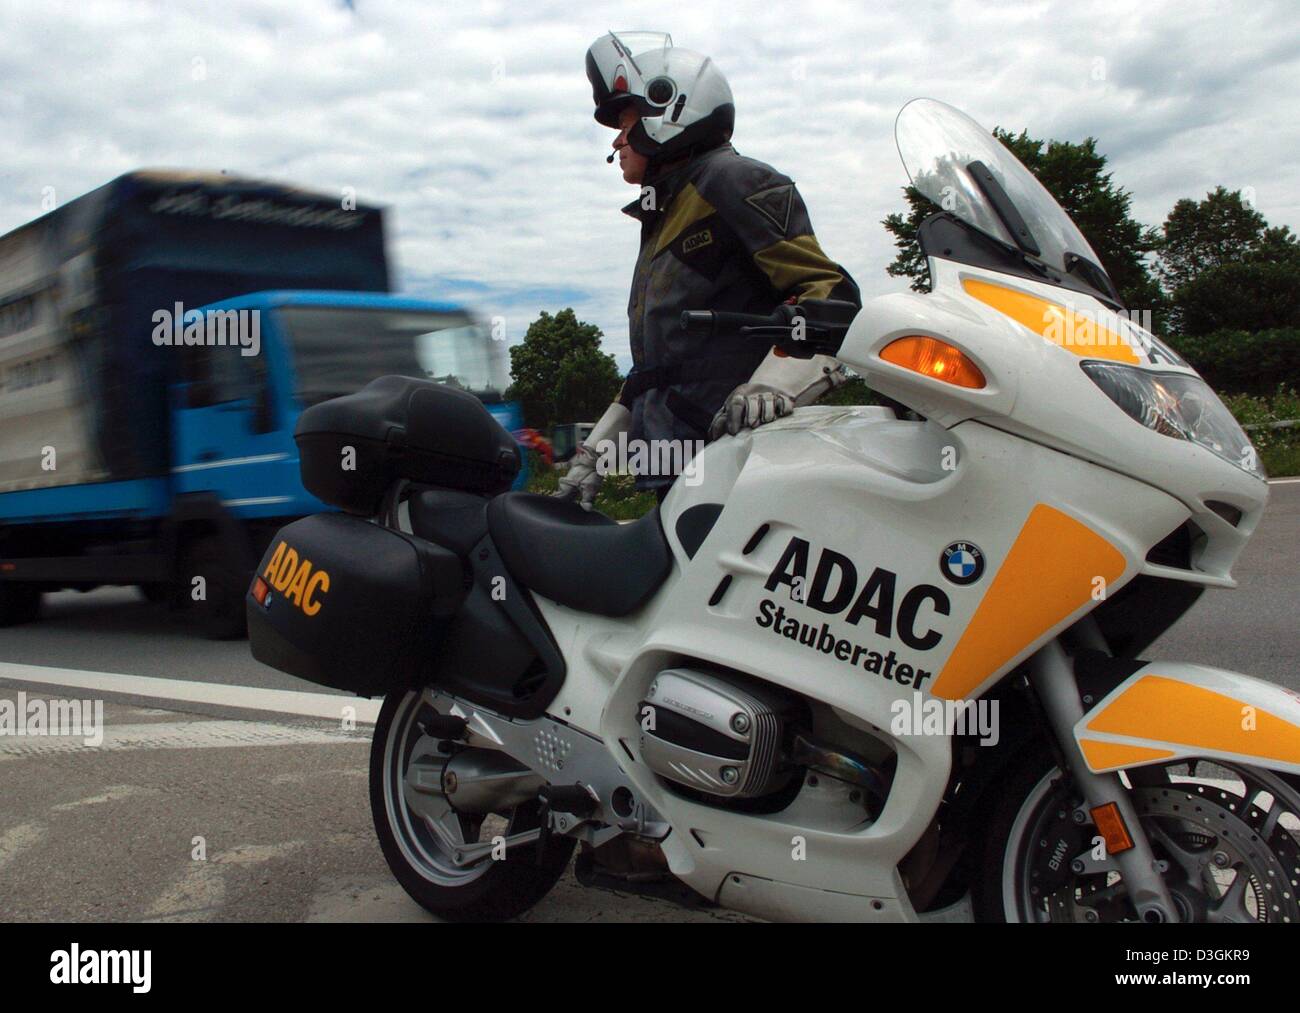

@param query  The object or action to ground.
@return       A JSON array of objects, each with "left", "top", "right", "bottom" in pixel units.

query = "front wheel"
[
  {"left": 973, "top": 752, "right": 1300, "bottom": 923},
  {"left": 369, "top": 689, "right": 574, "bottom": 922}
]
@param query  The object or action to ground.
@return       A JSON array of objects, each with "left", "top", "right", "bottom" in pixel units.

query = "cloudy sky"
[{"left": 2, "top": 0, "right": 1297, "bottom": 371}]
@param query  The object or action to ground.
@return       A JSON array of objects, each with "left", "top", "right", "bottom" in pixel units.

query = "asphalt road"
[
  {"left": 1145, "top": 479, "right": 1298, "bottom": 685},
  {"left": 0, "top": 691, "right": 742, "bottom": 923}
]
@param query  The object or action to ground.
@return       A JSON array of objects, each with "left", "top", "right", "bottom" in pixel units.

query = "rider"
[{"left": 558, "top": 31, "right": 862, "bottom": 507}]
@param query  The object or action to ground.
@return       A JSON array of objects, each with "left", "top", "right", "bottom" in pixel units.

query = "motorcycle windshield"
[{"left": 895, "top": 98, "right": 1110, "bottom": 289}]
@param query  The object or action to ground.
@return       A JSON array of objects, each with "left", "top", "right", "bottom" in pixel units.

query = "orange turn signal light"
[
  {"left": 1090, "top": 801, "right": 1135, "bottom": 854},
  {"left": 879, "top": 335, "right": 985, "bottom": 389},
  {"left": 251, "top": 576, "right": 270, "bottom": 606}
]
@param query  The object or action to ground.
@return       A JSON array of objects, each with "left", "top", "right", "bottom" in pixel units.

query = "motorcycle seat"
[{"left": 486, "top": 492, "right": 672, "bottom": 617}]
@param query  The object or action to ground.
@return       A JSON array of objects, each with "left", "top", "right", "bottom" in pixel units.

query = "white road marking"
[
  {"left": 215, "top": 840, "right": 307, "bottom": 866},
  {"left": 0, "top": 720, "right": 367, "bottom": 761},
  {"left": 1268, "top": 477, "right": 1300, "bottom": 484},
  {"left": 147, "top": 840, "right": 310, "bottom": 922},
  {"left": 51, "top": 784, "right": 159, "bottom": 811},
  {"left": 0, "top": 662, "right": 381, "bottom": 724},
  {"left": 0, "top": 822, "right": 45, "bottom": 872},
  {"left": 146, "top": 863, "right": 226, "bottom": 922}
]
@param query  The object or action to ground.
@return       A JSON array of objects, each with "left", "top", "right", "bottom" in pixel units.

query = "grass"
[
  {"left": 1260, "top": 441, "right": 1300, "bottom": 478},
  {"left": 523, "top": 453, "right": 659, "bottom": 520},
  {"left": 1224, "top": 386, "right": 1300, "bottom": 477}
]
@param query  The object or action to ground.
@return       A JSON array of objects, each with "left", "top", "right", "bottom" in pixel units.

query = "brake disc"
[
  {"left": 1024, "top": 765, "right": 1300, "bottom": 923},
  {"left": 1133, "top": 780, "right": 1300, "bottom": 923}
]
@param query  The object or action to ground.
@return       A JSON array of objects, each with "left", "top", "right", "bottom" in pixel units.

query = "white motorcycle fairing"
[{"left": 528, "top": 401, "right": 1197, "bottom": 920}]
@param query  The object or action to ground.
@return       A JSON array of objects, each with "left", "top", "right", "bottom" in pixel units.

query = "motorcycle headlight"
[{"left": 1080, "top": 361, "right": 1265, "bottom": 480}]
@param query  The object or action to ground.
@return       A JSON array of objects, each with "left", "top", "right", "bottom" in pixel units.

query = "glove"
[
  {"left": 708, "top": 351, "right": 849, "bottom": 441},
  {"left": 708, "top": 384, "right": 795, "bottom": 441},
  {"left": 553, "top": 400, "right": 630, "bottom": 511},
  {"left": 555, "top": 443, "right": 604, "bottom": 510}
]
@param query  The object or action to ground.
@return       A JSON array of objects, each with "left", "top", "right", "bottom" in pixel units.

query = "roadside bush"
[
  {"left": 1223, "top": 386, "right": 1300, "bottom": 477},
  {"left": 1167, "top": 328, "right": 1300, "bottom": 396}
]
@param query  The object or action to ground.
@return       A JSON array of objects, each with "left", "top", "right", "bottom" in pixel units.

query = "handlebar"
[
  {"left": 680, "top": 309, "right": 785, "bottom": 336},
  {"left": 679, "top": 299, "right": 858, "bottom": 358}
]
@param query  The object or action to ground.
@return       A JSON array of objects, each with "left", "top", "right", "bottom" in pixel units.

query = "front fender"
[{"left": 1073, "top": 662, "right": 1300, "bottom": 776}]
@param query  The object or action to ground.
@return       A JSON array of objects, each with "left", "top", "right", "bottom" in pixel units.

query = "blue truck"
[{"left": 0, "top": 170, "right": 519, "bottom": 636}]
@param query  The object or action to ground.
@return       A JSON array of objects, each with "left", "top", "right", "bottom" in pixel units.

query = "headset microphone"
[{"left": 607, "top": 152, "right": 616, "bottom": 163}]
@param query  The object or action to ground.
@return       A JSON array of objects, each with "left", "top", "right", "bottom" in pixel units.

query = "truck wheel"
[
  {"left": 137, "top": 583, "right": 170, "bottom": 605},
  {"left": 182, "top": 535, "right": 248, "bottom": 640},
  {"left": 0, "top": 584, "right": 41, "bottom": 626}
]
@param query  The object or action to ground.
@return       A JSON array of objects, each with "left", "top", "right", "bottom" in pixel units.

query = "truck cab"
[
  {"left": 0, "top": 171, "right": 523, "bottom": 636},
  {"left": 170, "top": 289, "right": 516, "bottom": 523}
]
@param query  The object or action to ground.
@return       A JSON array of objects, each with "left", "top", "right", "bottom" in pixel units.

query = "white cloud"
[{"left": 1, "top": 0, "right": 1296, "bottom": 372}]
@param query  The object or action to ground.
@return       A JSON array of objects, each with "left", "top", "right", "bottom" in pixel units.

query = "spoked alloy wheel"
[
  {"left": 369, "top": 689, "right": 574, "bottom": 921},
  {"left": 987, "top": 756, "right": 1300, "bottom": 923}
]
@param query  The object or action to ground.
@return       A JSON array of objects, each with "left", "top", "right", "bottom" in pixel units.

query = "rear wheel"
[
  {"left": 0, "top": 583, "right": 41, "bottom": 626},
  {"left": 369, "top": 688, "right": 574, "bottom": 922},
  {"left": 974, "top": 753, "right": 1300, "bottom": 923}
]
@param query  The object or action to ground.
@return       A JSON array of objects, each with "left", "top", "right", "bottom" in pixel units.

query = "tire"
[
  {"left": 137, "top": 583, "right": 170, "bottom": 605},
  {"left": 369, "top": 689, "right": 574, "bottom": 922},
  {"left": 973, "top": 750, "right": 1300, "bottom": 923},
  {"left": 180, "top": 534, "right": 248, "bottom": 640},
  {"left": 969, "top": 747, "right": 1060, "bottom": 922},
  {"left": 0, "top": 583, "right": 41, "bottom": 626}
]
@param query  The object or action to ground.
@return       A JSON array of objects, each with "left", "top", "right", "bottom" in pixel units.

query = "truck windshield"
[{"left": 278, "top": 305, "right": 509, "bottom": 405}]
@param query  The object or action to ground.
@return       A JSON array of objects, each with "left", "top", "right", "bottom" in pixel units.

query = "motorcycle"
[{"left": 247, "top": 98, "right": 1300, "bottom": 923}]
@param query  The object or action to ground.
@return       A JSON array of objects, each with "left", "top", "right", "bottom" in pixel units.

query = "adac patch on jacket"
[
  {"left": 682, "top": 228, "right": 713, "bottom": 253},
  {"left": 667, "top": 214, "right": 732, "bottom": 280}
]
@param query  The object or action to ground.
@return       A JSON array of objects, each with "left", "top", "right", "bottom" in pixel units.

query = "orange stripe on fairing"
[
  {"left": 1079, "top": 738, "right": 1175, "bottom": 771},
  {"left": 930, "top": 504, "right": 1126, "bottom": 701},
  {"left": 962, "top": 278, "right": 1142, "bottom": 364},
  {"left": 1086, "top": 675, "right": 1300, "bottom": 765}
]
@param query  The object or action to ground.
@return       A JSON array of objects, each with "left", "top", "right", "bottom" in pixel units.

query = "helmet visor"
[{"left": 586, "top": 31, "right": 672, "bottom": 126}]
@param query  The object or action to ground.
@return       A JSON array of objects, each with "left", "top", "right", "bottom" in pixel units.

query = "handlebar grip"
[
  {"left": 680, "top": 309, "right": 784, "bottom": 335},
  {"left": 680, "top": 311, "right": 716, "bottom": 335}
]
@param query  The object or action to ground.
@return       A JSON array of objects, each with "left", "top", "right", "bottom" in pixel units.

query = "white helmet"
[{"left": 585, "top": 31, "right": 735, "bottom": 166}]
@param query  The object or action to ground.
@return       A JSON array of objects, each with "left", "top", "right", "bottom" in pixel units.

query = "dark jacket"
[{"left": 618, "top": 142, "right": 860, "bottom": 488}]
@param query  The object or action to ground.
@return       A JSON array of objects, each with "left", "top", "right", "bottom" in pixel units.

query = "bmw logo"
[{"left": 941, "top": 541, "right": 985, "bottom": 585}]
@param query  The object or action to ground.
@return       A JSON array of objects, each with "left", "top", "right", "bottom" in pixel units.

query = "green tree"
[
  {"left": 1155, "top": 187, "right": 1300, "bottom": 336},
  {"left": 1167, "top": 328, "right": 1300, "bottom": 396},
  {"left": 1156, "top": 186, "right": 1296, "bottom": 290},
  {"left": 883, "top": 128, "right": 1165, "bottom": 319},
  {"left": 506, "top": 308, "right": 622, "bottom": 432},
  {"left": 1172, "top": 262, "right": 1300, "bottom": 337}
]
